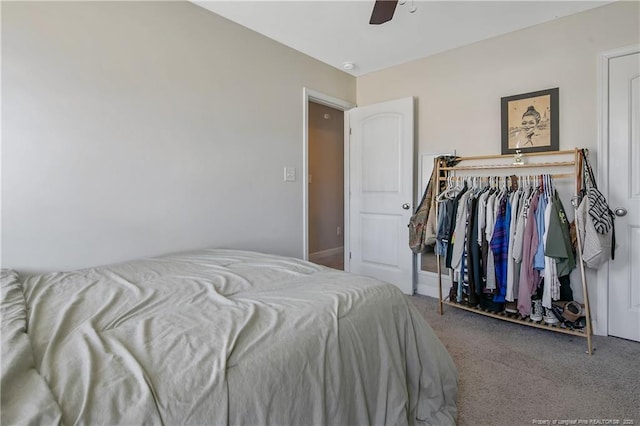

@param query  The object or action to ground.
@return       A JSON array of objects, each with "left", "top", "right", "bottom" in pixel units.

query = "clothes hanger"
[
  {"left": 545, "top": 174, "right": 554, "bottom": 198},
  {"left": 437, "top": 175, "right": 457, "bottom": 201}
]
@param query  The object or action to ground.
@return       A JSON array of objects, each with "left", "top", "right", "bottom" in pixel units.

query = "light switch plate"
[{"left": 284, "top": 167, "right": 296, "bottom": 182}]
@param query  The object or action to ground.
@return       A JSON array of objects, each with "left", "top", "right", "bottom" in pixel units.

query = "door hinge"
[
  {"left": 349, "top": 252, "right": 352, "bottom": 259},
  {"left": 349, "top": 128, "right": 352, "bottom": 135}
]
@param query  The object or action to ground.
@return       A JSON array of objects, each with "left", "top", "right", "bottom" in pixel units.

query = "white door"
[
  {"left": 348, "top": 97, "right": 414, "bottom": 294},
  {"left": 608, "top": 51, "right": 640, "bottom": 342}
]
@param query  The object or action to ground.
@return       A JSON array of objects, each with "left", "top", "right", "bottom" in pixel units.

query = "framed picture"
[{"left": 501, "top": 87, "right": 559, "bottom": 155}]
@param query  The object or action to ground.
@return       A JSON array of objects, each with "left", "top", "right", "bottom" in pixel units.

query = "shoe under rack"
[{"left": 441, "top": 298, "right": 589, "bottom": 338}]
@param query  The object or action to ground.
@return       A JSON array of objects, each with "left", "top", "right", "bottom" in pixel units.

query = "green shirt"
[{"left": 544, "top": 190, "right": 576, "bottom": 277}]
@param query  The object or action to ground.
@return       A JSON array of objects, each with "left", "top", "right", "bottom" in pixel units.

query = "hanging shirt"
[
  {"left": 445, "top": 187, "right": 468, "bottom": 268},
  {"left": 490, "top": 195, "right": 510, "bottom": 303},
  {"left": 505, "top": 189, "right": 521, "bottom": 302},
  {"left": 485, "top": 192, "right": 498, "bottom": 244},
  {"left": 544, "top": 190, "right": 576, "bottom": 277},
  {"left": 467, "top": 194, "right": 483, "bottom": 300},
  {"left": 477, "top": 190, "right": 491, "bottom": 245},
  {"left": 435, "top": 200, "right": 450, "bottom": 256},
  {"left": 533, "top": 191, "right": 548, "bottom": 271},
  {"left": 517, "top": 191, "right": 541, "bottom": 317},
  {"left": 484, "top": 191, "right": 500, "bottom": 291},
  {"left": 450, "top": 191, "right": 472, "bottom": 270},
  {"left": 513, "top": 187, "right": 533, "bottom": 263},
  {"left": 542, "top": 196, "right": 560, "bottom": 309}
]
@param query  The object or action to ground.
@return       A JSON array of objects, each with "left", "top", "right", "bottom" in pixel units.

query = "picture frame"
[{"left": 501, "top": 87, "right": 559, "bottom": 155}]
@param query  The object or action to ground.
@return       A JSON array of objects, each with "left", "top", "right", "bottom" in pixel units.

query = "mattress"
[{"left": 1, "top": 249, "right": 457, "bottom": 425}]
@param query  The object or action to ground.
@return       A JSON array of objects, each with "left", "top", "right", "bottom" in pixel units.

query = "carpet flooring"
[{"left": 409, "top": 295, "right": 640, "bottom": 426}]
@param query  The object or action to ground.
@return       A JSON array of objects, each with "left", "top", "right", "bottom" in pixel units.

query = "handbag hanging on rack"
[
  {"left": 408, "top": 155, "right": 460, "bottom": 254},
  {"left": 575, "top": 149, "right": 616, "bottom": 267},
  {"left": 582, "top": 149, "right": 614, "bottom": 234},
  {"left": 408, "top": 178, "right": 432, "bottom": 254}
]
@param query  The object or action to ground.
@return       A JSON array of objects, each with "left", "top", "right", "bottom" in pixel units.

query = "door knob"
[
  {"left": 614, "top": 207, "right": 627, "bottom": 217},
  {"left": 402, "top": 203, "right": 411, "bottom": 210}
]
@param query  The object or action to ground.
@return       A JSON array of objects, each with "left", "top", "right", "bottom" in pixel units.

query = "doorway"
[
  {"left": 302, "top": 88, "right": 355, "bottom": 269},
  {"left": 302, "top": 91, "right": 416, "bottom": 293},
  {"left": 308, "top": 101, "right": 345, "bottom": 270}
]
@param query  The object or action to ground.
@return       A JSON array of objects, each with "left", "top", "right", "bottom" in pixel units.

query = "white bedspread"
[{"left": 1, "top": 249, "right": 457, "bottom": 425}]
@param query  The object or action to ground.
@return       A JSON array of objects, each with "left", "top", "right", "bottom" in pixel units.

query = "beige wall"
[
  {"left": 1, "top": 1, "right": 356, "bottom": 272},
  {"left": 357, "top": 1, "right": 640, "bottom": 159},
  {"left": 308, "top": 102, "right": 344, "bottom": 254}
]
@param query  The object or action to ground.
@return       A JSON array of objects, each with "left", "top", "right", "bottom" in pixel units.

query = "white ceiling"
[{"left": 193, "top": 1, "right": 610, "bottom": 76}]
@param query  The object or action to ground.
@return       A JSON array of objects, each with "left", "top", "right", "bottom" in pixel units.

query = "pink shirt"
[{"left": 517, "top": 191, "right": 541, "bottom": 317}]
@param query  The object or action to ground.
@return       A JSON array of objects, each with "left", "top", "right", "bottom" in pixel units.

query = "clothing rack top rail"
[
  {"left": 436, "top": 149, "right": 582, "bottom": 195},
  {"left": 443, "top": 149, "right": 577, "bottom": 163},
  {"left": 438, "top": 161, "right": 574, "bottom": 171}
]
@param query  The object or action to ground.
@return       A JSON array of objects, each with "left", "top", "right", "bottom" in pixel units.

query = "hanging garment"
[
  {"left": 468, "top": 195, "right": 483, "bottom": 304},
  {"left": 505, "top": 188, "right": 522, "bottom": 302},
  {"left": 484, "top": 191, "right": 499, "bottom": 291},
  {"left": 533, "top": 191, "right": 548, "bottom": 271},
  {"left": 490, "top": 195, "right": 510, "bottom": 303},
  {"left": 542, "top": 196, "right": 560, "bottom": 309},
  {"left": 450, "top": 191, "right": 472, "bottom": 270},
  {"left": 477, "top": 189, "right": 491, "bottom": 246},
  {"left": 517, "top": 191, "right": 541, "bottom": 317},
  {"left": 445, "top": 186, "right": 468, "bottom": 268},
  {"left": 512, "top": 186, "right": 534, "bottom": 264},
  {"left": 435, "top": 200, "right": 451, "bottom": 256},
  {"left": 544, "top": 190, "right": 576, "bottom": 277}
]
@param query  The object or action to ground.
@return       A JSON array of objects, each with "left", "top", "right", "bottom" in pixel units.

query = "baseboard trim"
[
  {"left": 416, "top": 283, "right": 439, "bottom": 298},
  {"left": 416, "top": 270, "right": 448, "bottom": 298},
  {"left": 309, "top": 247, "right": 343, "bottom": 262}
]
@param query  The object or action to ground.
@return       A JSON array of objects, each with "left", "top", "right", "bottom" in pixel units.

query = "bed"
[{"left": 1, "top": 249, "right": 457, "bottom": 425}]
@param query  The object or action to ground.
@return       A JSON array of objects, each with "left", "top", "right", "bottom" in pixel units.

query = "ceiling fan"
[
  {"left": 369, "top": 0, "right": 416, "bottom": 25},
  {"left": 369, "top": 0, "right": 398, "bottom": 25}
]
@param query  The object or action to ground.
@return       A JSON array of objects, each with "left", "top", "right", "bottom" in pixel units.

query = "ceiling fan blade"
[{"left": 369, "top": 0, "right": 398, "bottom": 25}]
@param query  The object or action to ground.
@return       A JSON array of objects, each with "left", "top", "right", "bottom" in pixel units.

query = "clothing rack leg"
[
  {"left": 574, "top": 149, "right": 593, "bottom": 355},
  {"left": 572, "top": 201, "right": 593, "bottom": 355},
  {"left": 437, "top": 254, "right": 443, "bottom": 315},
  {"left": 574, "top": 148, "right": 581, "bottom": 195},
  {"left": 435, "top": 158, "right": 444, "bottom": 315}
]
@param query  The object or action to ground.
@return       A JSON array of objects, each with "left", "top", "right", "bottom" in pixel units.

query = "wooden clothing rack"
[{"left": 434, "top": 148, "right": 594, "bottom": 354}]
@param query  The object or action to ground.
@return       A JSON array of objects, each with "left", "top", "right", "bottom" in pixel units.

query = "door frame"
[
  {"left": 596, "top": 44, "right": 640, "bottom": 337},
  {"left": 302, "top": 88, "right": 355, "bottom": 265}
]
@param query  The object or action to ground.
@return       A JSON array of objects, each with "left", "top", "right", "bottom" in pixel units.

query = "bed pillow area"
[{"left": 1, "top": 269, "right": 62, "bottom": 425}]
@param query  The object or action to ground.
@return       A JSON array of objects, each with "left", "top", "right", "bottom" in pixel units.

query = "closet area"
[{"left": 434, "top": 149, "right": 594, "bottom": 354}]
